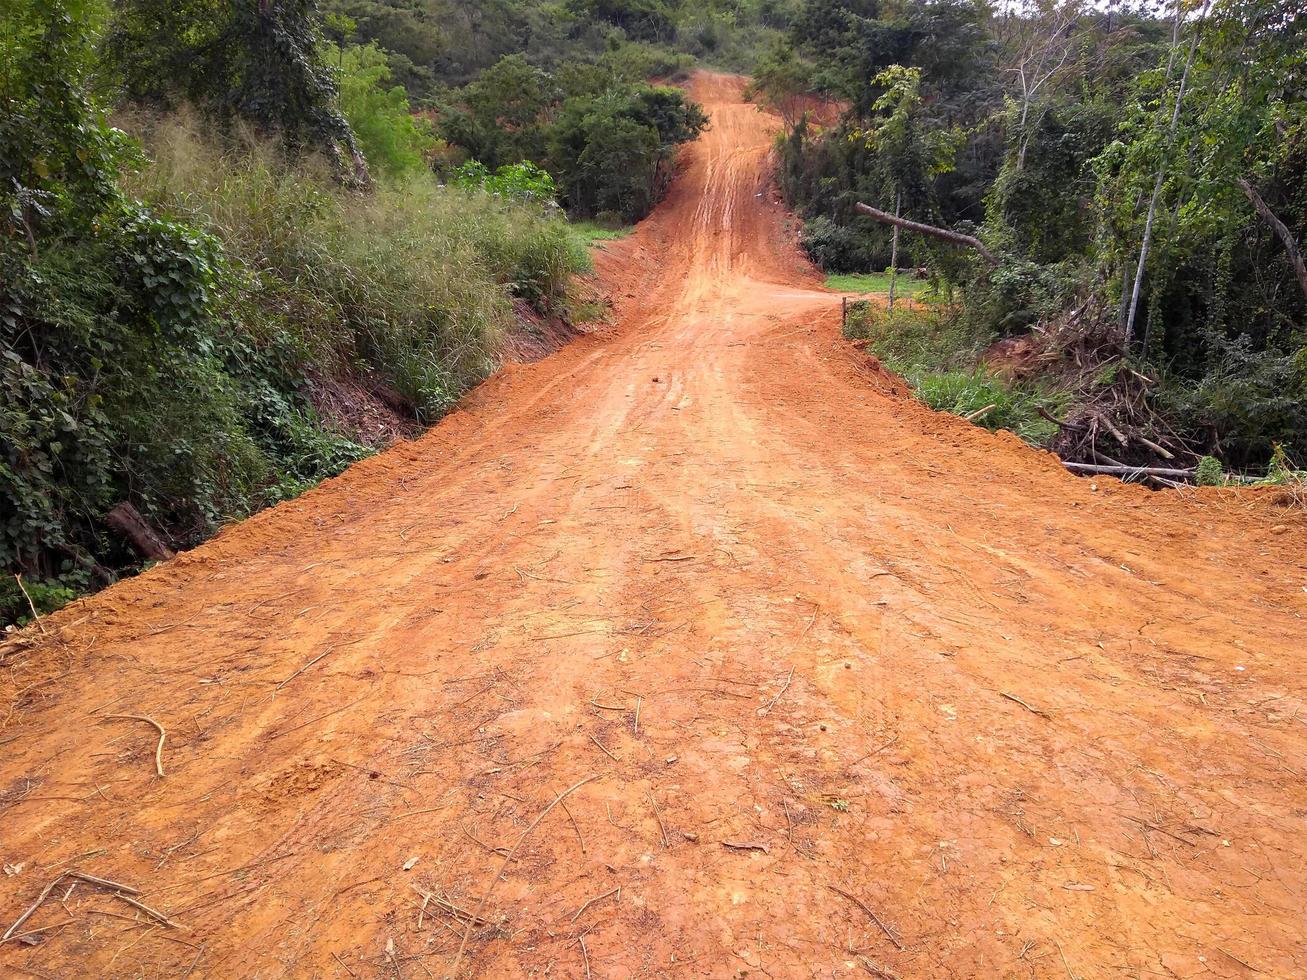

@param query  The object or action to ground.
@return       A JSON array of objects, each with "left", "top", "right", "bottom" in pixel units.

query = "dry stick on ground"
[
  {"left": 68, "top": 871, "right": 140, "bottom": 894},
  {"left": 2, "top": 873, "right": 68, "bottom": 941},
  {"left": 3, "top": 869, "right": 155, "bottom": 942},
  {"left": 757, "top": 666, "right": 795, "bottom": 718},
  {"left": 827, "top": 885, "right": 904, "bottom": 951},
  {"left": 578, "top": 932, "right": 593, "bottom": 980},
  {"left": 570, "top": 886, "right": 620, "bottom": 923},
  {"left": 1062, "top": 462, "right": 1195, "bottom": 480},
  {"left": 102, "top": 714, "right": 167, "bottom": 777},
  {"left": 648, "top": 791, "right": 670, "bottom": 848},
  {"left": 410, "top": 884, "right": 491, "bottom": 927},
  {"left": 999, "top": 692, "right": 1051, "bottom": 719},
  {"left": 13, "top": 574, "right": 48, "bottom": 635},
  {"left": 963, "top": 403, "right": 997, "bottom": 423},
  {"left": 561, "top": 801, "right": 586, "bottom": 855},
  {"left": 270, "top": 695, "right": 368, "bottom": 740},
  {"left": 0, "top": 917, "right": 76, "bottom": 947},
  {"left": 276, "top": 646, "right": 339, "bottom": 691},
  {"left": 117, "top": 893, "right": 185, "bottom": 929},
  {"left": 587, "top": 732, "right": 620, "bottom": 762},
  {"left": 449, "top": 774, "right": 599, "bottom": 977}
]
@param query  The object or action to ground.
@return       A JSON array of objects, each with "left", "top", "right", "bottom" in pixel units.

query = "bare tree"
[{"left": 1004, "top": 1, "right": 1083, "bottom": 171}]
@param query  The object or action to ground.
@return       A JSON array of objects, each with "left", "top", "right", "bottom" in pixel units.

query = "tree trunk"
[
  {"left": 855, "top": 202, "right": 998, "bottom": 265},
  {"left": 1123, "top": 0, "right": 1209, "bottom": 344},
  {"left": 105, "top": 503, "right": 174, "bottom": 562},
  {"left": 887, "top": 190, "right": 902, "bottom": 313},
  {"left": 1238, "top": 177, "right": 1307, "bottom": 302}
]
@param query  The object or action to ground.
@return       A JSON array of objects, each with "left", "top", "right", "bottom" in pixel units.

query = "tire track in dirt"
[{"left": 2, "top": 71, "right": 1305, "bottom": 978}]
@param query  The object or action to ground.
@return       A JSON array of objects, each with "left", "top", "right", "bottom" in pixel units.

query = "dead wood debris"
[
  {"left": 449, "top": 774, "right": 599, "bottom": 977},
  {"left": 827, "top": 884, "right": 904, "bottom": 951},
  {"left": 101, "top": 714, "right": 167, "bottom": 777},
  {"left": 2, "top": 868, "right": 183, "bottom": 944}
]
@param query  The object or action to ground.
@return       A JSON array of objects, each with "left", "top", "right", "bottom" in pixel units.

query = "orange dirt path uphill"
[{"left": 3, "top": 72, "right": 1306, "bottom": 979}]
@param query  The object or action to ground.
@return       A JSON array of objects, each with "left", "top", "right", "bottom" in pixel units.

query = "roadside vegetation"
[
  {"left": 843, "top": 303, "right": 1060, "bottom": 444},
  {"left": 752, "top": 0, "right": 1305, "bottom": 481},
  {"left": 2, "top": 0, "right": 602, "bottom": 626},
  {"left": 826, "top": 272, "right": 933, "bottom": 299}
]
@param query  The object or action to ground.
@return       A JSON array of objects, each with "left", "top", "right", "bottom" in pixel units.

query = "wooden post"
[{"left": 841, "top": 295, "right": 847, "bottom": 331}]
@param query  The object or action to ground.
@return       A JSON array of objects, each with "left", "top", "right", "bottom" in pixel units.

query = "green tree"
[
  {"left": 328, "top": 40, "right": 437, "bottom": 175},
  {"left": 104, "top": 0, "right": 368, "bottom": 182}
]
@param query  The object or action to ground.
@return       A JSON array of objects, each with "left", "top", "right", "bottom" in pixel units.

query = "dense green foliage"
[
  {"left": 1, "top": 0, "right": 588, "bottom": 625},
  {"left": 322, "top": 0, "right": 795, "bottom": 222},
  {"left": 763, "top": 0, "right": 1305, "bottom": 471},
  {"left": 323, "top": 0, "right": 795, "bottom": 94},
  {"left": 434, "top": 54, "right": 709, "bottom": 222},
  {"left": 104, "top": 0, "right": 371, "bottom": 182}
]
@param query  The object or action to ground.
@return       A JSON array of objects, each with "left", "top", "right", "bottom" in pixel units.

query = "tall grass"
[{"left": 126, "top": 113, "right": 590, "bottom": 418}]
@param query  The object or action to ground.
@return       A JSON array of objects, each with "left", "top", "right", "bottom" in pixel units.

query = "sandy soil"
[{"left": 2, "top": 73, "right": 1306, "bottom": 980}]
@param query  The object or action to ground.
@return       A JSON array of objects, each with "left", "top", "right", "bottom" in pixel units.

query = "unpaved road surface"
[{"left": 3, "top": 74, "right": 1306, "bottom": 979}]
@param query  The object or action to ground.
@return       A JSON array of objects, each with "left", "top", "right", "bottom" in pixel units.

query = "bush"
[
  {"left": 450, "top": 161, "right": 560, "bottom": 207},
  {"left": 801, "top": 216, "right": 888, "bottom": 273},
  {"left": 3, "top": 99, "right": 590, "bottom": 623},
  {"left": 0, "top": 576, "right": 77, "bottom": 628},
  {"left": 1156, "top": 336, "right": 1307, "bottom": 468},
  {"left": 1195, "top": 456, "right": 1225, "bottom": 486}
]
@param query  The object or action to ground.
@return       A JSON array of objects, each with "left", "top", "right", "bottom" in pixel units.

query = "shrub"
[
  {"left": 4, "top": 99, "right": 590, "bottom": 623},
  {"left": 1195, "top": 456, "right": 1225, "bottom": 487},
  {"left": 800, "top": 216, "right": 889, "bottom": 273},
  {"left": 450, "top": 161, "right": 560, "bottom": 207}
]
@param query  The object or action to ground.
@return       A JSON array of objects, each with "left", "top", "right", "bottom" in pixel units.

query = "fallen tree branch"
[
  {"left": 1134, "top": 434, "right": 1175, "bottom": 460},
  {"left": 855, "top": 202, "right": 998, "bottom": 265},
  {"left": 104, "top": 502, "right": 174, "bottom": 562},
  {"left": 1063, "top": 462, "right": 1194, "bottom": 479},
  {"left": 1036, "top": 406, "right": 1085, "bottom": 432}
]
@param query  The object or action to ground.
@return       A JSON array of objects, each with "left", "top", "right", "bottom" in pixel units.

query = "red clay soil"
[{"left": 3, "top": 73, "right": 1306, "bottom": 979}]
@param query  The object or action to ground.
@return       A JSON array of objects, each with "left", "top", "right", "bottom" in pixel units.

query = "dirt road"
[{"left": 3, "top": 73, "right": 1306, "bottom": 979}]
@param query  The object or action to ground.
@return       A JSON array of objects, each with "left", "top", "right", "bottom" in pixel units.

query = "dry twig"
[
  {"left": 648, "top": 791, "right": 670, "bottom": 848},
  {"left": 570, "top": 886, "right": 620, "bottom": 923},
  {"left": 449, "top": 774, "right": 599, "bottom": 976},
  {"left": 999, "top": 692, "right": 1050, "bottom": 719},
  {"left": 13, "top": 574, "right": 48, "bottom": 636},
  {"left": 827, "top": 884, "right": 903, "bottom": 951},
  {"left": 102, "top": 714, "right": 167, "bottom": 777},
  {"left": 757, "top": 666, "right": 795, "bottom": 717}
]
